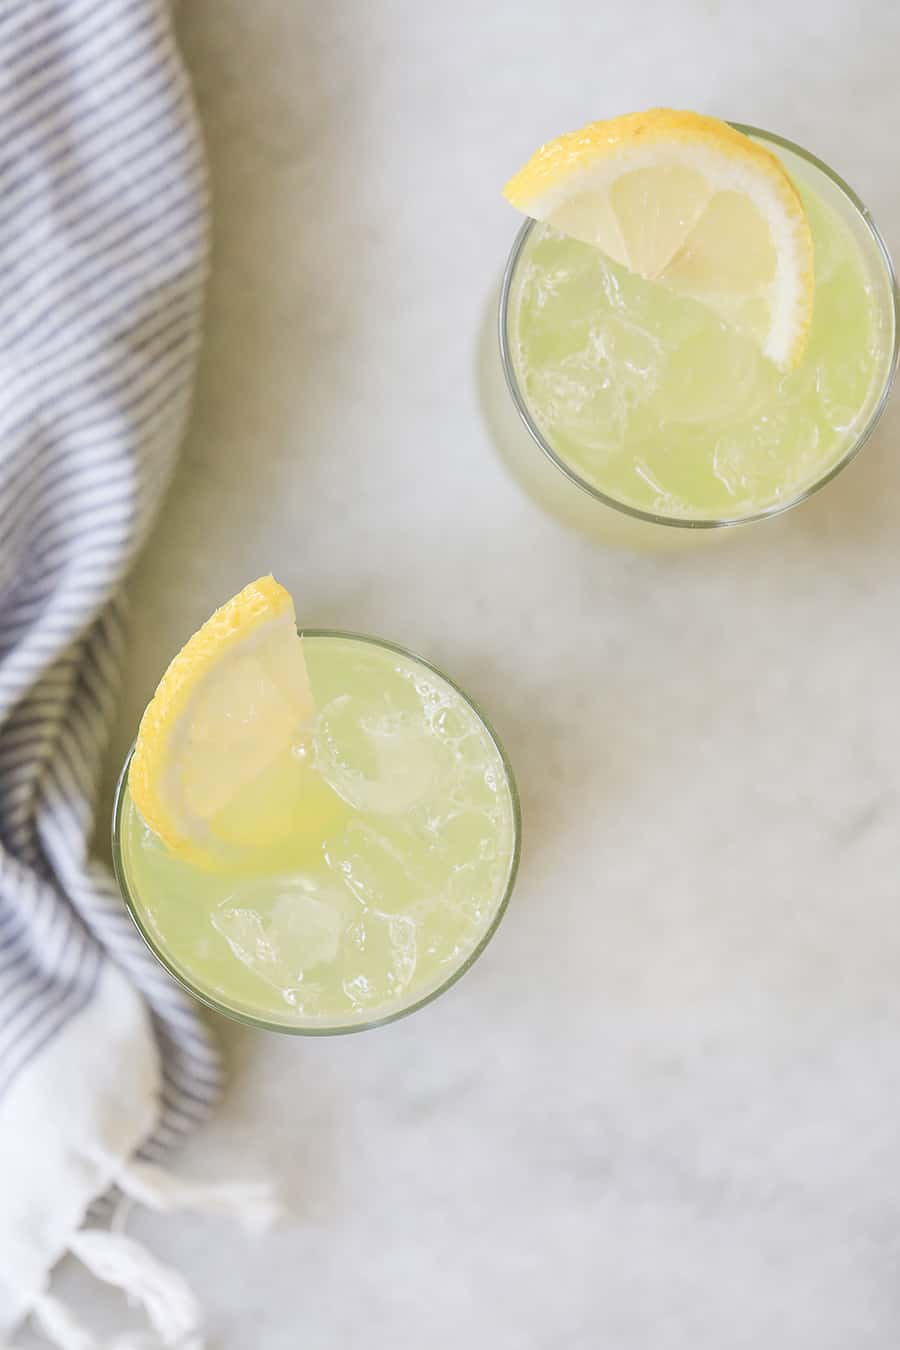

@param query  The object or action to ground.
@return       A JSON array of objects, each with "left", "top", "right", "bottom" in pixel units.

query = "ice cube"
[
  {"left": 212, "top": 874, "right": 353, "bottom": 1006},
  {"left": 314, "top": 694, "right": 451, "bottom": 814},
  {"left": 446, "top": 754, "right": 507, "bottom": 814},
  {"left": 529, "top": 360, "right": 628, "bottom": 452},
  {"left": 416, "top": 844, "right": 511, "bottom": 969},
  {"left": 324, "top": 817, "right": 434, "bottom": 915},
  {"left": 432, "top": 807, "right": 500, "bottom": 861},
  {"left": 340, "top": 912, "right": 417, "bottom": 1008},
  {"left": 657, "top": 328, "right": 764, "bottom": 428}
]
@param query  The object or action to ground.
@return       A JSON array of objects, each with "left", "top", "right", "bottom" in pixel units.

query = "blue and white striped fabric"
[{"left": 0, "top": 2, "right": 226, "bottom": 1342}]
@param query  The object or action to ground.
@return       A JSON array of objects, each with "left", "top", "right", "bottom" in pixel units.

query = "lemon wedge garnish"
[
  {"left": 503, "top": 109, "right": 814, "bottom": 368},
  {"left": 130, "top": 576, "right": 314, "bottom": 860}
]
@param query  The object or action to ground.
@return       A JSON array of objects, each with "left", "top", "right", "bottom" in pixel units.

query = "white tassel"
[
  {"left": 21, "top": 1160, "right": 277, "bottom": 1349},
  {"left": 106, "top": 1336, "right": 204, "bottom": 1350},
  {"left": 104, "top": 1339, "right": 160, "bottom": 1350},
  {"left": 30, "top": 1292, "right": 97, "bottom": 1350},
  {"left": 68, "top": 1230, "right": 203, "bottom": 1349},
  {"left": 115, "top": 1159, "right": 282, "bottom": 1235}
]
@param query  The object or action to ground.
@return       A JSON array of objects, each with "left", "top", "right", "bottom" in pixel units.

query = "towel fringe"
[
  {"left": 115, "top": 1158, "right": 282, "bottom": 1235},
  {"left": 29, "top": 1294, "right": 192, "bottom": 1350},
  {"left": 68, "top": 1229, "right": 203, "bottom": 1348},
  {"left": 30, "top": 1292, "right": 96, "bottom": 1350},
  {"left": 22, "top": 1159, "right": 278, "bottom": 1347}
]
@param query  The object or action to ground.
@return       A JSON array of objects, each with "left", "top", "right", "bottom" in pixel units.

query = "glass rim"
[
  {"left": 498, "top": 121, "right": 900, "bottom": 530},
  {"left": 111, "top": 627, "right": 522, "bottom": 1036}
]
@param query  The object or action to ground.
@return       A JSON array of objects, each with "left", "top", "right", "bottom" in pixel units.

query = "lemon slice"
[
  {"left": 503, "top": 109, "right": 814, "bottom": 368},
  {"left": 130, "top": 575, "right": 314, "bottom": 859}
]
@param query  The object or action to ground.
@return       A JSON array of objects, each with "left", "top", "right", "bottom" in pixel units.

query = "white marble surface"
[{"left": 37, "top": 1, "right": 900, "bottom": 1346}]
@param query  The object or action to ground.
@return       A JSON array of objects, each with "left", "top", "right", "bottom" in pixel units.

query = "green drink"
[
  {"left": 114, "top": 584, "right": 519, "bottom": 1033},
  {"left": 501, "top": 116, "right": 897, "bottom": 528}
]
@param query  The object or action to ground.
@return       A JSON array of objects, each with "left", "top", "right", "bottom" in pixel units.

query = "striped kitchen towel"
[{"left": 0, "top": 4, "right": 275, "bottom": 1347}]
